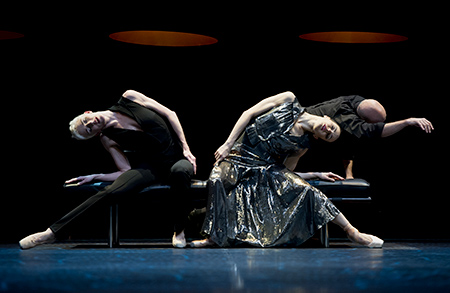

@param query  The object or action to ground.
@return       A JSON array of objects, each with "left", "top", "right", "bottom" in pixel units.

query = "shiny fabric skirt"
[{"left": 201, "top": 158, "right": 341, "bottom": 247}]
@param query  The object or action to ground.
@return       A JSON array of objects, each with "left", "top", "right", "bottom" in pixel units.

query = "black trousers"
[{"left": 50, "top": 159, "right": 194, "bottom": 237}]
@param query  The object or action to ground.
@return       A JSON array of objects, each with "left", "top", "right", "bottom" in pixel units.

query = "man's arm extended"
[{"left": 381, "top": 118, "right": 433, "bottom": 137}]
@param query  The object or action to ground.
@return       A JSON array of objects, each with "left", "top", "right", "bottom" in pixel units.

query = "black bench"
[{"left": 64, "top": 178, "right": 371, "bottom": 248}]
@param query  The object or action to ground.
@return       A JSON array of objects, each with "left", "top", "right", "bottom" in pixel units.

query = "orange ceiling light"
[
  {"left": 299, "top": 31, "right": 408, "bottom": 43},
  {"left": 0, "top": 31, "right": 24, "bottom": 40},
  {"left": 109, "top": 30, "right": 218, "bottom": 47}
]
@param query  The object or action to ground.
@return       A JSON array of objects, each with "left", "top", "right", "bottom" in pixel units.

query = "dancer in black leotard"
[{"left": 19, "top": 90, "right": 196, "bottom": 249}]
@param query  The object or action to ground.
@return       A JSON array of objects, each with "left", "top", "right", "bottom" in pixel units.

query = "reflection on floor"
[{"left": 1, "top": 241, "right": 450, "bottom": 292}]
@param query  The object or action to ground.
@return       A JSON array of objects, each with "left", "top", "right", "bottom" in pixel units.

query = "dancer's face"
[
  {"left": 312, "top": 116, "right": 341, "bottom": 142},
  {"left": 75, "top": 111, "right": 105, "bottom": 138}
]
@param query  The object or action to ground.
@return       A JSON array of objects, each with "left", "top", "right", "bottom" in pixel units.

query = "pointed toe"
[
  {"left": 367, "top": 235, "right": 384, "bottom": 248},
  {"left": 18, "top": 229, "right": 55, "bottom": 250}
]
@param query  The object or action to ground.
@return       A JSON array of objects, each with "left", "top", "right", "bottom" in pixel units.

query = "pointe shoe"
[
  {"left": 19, "top": 228, "right": 56, "bottom": 250},
  {"left": 365, "top": 235, "right": 384, "bottom": 248},
  {"left": 172, "top": 231, "right": 187, "bottom": 248},
  {"left": 190, "top": 238, "right": 215, "bottom": 248},
  {"left": 344, "top": 225, "right": 383, "bottom": 249}
]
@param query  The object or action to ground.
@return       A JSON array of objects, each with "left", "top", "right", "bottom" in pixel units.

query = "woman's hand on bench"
[
  {"left": 316, "top": 172, "right": 344, "bottom": 182},
  {"left": 65, "top": 171, "right": 125, "bottom": 186},
  {"left": 65, "top": 175, "right": 96, "bottom": 186},
  {"left": 296, "top": 172, "right": 344, "bottom": 182}
]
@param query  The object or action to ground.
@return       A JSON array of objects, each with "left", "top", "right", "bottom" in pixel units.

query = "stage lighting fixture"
[
  {"left": 0, "top": 31, "right": 24, "bottom": 40},
  {"left": 109, "top": 30, "right": 218, "bottom": 47},
  {"left": 299, "top": 31, "right": 407, "bottom": 43}
]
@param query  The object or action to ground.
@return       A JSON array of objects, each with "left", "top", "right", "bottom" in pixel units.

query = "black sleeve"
[{"left": 346, "top": 117, "right": 385, "bottom": 138}]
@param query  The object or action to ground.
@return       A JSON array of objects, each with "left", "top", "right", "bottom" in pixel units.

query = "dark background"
[{"left": 1, "top": 4, "right": 446, "bottom": 242}]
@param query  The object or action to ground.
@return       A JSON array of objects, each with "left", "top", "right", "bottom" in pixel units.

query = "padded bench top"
[
  {"left": 307, "top": 178, "right": 370, "bottom": 188},
  {"left": 64, "top": 178, "right": 369, "bottom": 190},
  {"left": 64, "top": 178, "right": 371, "bottom": 201}
]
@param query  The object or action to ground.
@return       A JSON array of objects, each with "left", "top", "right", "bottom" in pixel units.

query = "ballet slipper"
[
  {"left": 344, "top": 224, "right": 384, "bottom": 248},
  {"left": 172, "top": 231, "right": 187, "bottom": 248},
  {"left": 190, "top": 238, "right": 216, "bottom": 248},
  {"left": 365, "top": 235, "right": 384, "bottom": 248},
  {"left": 19, "top": 228, "right": 56, "bottom": 250}
]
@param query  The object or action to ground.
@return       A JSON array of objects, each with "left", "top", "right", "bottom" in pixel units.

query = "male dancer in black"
[{"left": 305, "top": 95, "right": 433, "bottom": 178}]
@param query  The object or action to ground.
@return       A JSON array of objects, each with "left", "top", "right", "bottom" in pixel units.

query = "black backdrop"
[{"left": 2, "top": 4, "right": 446, "bottom": 242}]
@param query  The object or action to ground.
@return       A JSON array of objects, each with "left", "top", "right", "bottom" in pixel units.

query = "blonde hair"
[{"left": 69, "top": 113, "right": 89, "bottom": 140}]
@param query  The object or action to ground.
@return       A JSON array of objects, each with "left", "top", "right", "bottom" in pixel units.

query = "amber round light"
[
  {"left": 299, "top": 31, "right": 408, "bottom": 43},
  {"left": 109, "top": 30, "right": 218, "bottom": 47},
  {"left": 0, "top": 31, "right": 24, "bottom": 40}
]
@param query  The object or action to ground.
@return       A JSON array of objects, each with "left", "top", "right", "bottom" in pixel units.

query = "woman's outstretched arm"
[
  {"left": 296, "top": 172, "right": 344, "bottom": 182},
  {"left": 214, "top": 91, "right": 296, "bottom": 164}
]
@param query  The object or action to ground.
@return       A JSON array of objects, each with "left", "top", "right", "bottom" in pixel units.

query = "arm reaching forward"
[{"left": 381, "top": 118, "right": 434, "bottom": 137}]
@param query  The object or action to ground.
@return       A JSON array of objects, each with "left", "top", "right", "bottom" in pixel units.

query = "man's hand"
[{"left": 407, "top": 118, "right": 434, "bottom": 133}]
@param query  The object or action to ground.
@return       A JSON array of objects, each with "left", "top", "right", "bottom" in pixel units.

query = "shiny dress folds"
[{"left": 202, "top": 99, "right": 340, "bottom": 247}]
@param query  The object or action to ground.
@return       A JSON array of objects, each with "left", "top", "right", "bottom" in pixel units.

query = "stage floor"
[{"left": 1, "top": 241, "right": 449, "bottom": 292}]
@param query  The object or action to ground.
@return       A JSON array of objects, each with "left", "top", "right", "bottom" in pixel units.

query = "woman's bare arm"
[
  {"left": 214, "top": 91, "right": 296, "bottom": 164},
  {"left": 295, "top": 172, "right": 344, "bottom": 182}
]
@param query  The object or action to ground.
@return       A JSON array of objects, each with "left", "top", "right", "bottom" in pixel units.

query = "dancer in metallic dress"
[{"left": 192, "top": 91, "right": 383, "bottom": 248}]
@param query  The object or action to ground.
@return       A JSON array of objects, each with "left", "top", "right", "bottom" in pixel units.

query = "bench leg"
[
  {"left": 109, "top": 203, "right": 119, "bottom": 248},
  {"left": 319, "top": 223, "right": 329, "bottom": 248}
]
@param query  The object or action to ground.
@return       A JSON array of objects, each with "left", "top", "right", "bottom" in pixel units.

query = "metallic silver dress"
[{"left": 201, "top": 99, "right": 341, "bottom": 247}]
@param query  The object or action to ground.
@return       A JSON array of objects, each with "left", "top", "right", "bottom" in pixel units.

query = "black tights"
[{"left": 50, "top": 159, "right": 194, "bottom": 236}]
